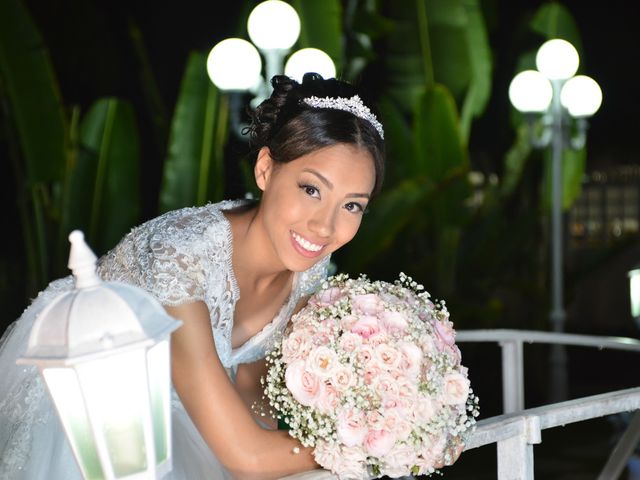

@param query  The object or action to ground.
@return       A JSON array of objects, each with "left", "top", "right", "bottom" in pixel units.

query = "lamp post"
[
  {"left": 509, "top": 39, "right": 602, "bottom": 401},
  {"left": 206, "top": 0, "right": 335, "bottom": 135},
  {"left": 629, "top": 266, "right": 640, "bottom": 329},
  {"left": 18, "top": 231, "right": 182, "bottom": 479}
]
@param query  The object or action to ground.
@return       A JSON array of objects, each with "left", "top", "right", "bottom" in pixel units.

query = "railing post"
[
  {"left": 497, "top": 416, "right": 541, "bottom": 480},
  {"left": 598, "top": 410, "right": 640, "bottom": 480},
  {"left": 501, "top": 339, "right": 525, "bottom": 413}
]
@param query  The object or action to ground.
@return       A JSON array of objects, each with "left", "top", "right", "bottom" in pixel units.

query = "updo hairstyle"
[{"left": 248, "top": 73, "right": 385, "bottom": 197}]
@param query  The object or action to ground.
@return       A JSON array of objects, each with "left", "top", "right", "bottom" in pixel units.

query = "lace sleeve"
[{"left": 146, "top": 232, "right": 207, "bottom": 306}]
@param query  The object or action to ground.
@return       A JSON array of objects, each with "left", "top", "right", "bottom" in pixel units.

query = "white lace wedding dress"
[{"left": 0, "top": 200, "right": 335, "bottom": 480}]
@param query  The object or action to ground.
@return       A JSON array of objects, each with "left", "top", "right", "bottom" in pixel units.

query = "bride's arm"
[
  {"left": 167, "top": 301, "right": 319, "bottom": 480},
  {"left": 236, "top": 360, "right": 277, "bottom": 429}
]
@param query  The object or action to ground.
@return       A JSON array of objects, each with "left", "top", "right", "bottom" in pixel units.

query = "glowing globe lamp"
[
  {"left": 18, "top": 231, "right": 182, "bottom": 480},
  {"left": 560, "top": 75, "right": 603, "bottom": 117},
  {"left": 508, "top": 70, "right": 553, "bottom": 113},
  {"left": 207, "top": 38, "right": 262, "bottom": 91},
  {"left": 284, "top": 48, "right": 337, "bottom": 82},
  {"left": 248, "top": 0, "right": 301, "bottom": 50},
  {"left": 536, "top": 38, "right": 580, "bottom": 81}
]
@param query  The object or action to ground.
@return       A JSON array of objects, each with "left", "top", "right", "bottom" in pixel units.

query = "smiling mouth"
[{"left": 291, "top": 231, "right": 324, "bottom": 253}]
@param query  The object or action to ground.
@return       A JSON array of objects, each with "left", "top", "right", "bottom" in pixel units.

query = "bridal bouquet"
[{"left": 261, "top": 273, "right": 479, "bottom": 479}]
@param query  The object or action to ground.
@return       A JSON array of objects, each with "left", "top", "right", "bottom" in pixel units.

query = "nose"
[{"left": 308, "top": 205, "right": 336, "bottom": 238}]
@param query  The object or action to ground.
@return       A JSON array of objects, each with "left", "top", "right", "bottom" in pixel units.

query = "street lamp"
[
  {"left": 509, "top": 38, "right": 602, "bottom": 401},
  {"left": 18, "top": 231, "right": 182, "bottom": 479},
  {"left": 206, "top": 0, "right": 336, "bottom": 134}
]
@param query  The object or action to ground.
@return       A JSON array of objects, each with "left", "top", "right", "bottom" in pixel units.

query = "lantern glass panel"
[
  {"left": 77, "top": 349, "right": 150, "bottom": 477},
  {"left": 147, "top": 340, "right": 171, "bottom": 465},
  {"left": 43, "top": 367, "right": 104, "bottom": 480}
]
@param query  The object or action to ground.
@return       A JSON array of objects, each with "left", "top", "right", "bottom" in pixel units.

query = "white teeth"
[{"left": 292, "top": 232, "right": 323, "bottom": 252}]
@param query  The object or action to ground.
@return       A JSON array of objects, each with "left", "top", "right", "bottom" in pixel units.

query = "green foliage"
[
  {"left": 292, "top": 0, "right": 344, "bottom": 72},
  {"left": 159, "top": 52, "right": 229, "bottom": 213},
  {"left": 64, "top": 98, "right": 141, "bottom": 254},
  {"left": 0, "top": 0, "right": 68, "bottom": 287}
]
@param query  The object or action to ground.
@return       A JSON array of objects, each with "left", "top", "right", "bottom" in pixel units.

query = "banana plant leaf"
[
  {"left": 379, "top": 0, "right": 492, "bottom": 137},
  {"left": 159, "top": 51, "right": 228, "bottom": 213},
  {"left": 63, "top": 98, "right": 141, "bottom": 255},
  {"left": 0, "top": 0, "right": 68, "bottom": 288},
  {"left": 292, "top": 0, "right": 344, "bottom": 72},
  {"left": 0, "top": 0, "right": 67, "bottom": 183},
  {"left": 425, "top": 0, "right": 492, "bottom": 143}
]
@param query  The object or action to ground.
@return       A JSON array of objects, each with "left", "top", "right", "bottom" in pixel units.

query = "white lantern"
[
  {"left": 248, "top": 0, "right": 301, "bottom": 51},
  {"left": 536, "top": 38, "right": 580, "bottom": 80},
  {"left": 207, "top": 38, "right": 262, "bottom": 91},
  {"left": 284, "top": 48, "right": 336, "bottom": 82},
  {"left": 508, "top": 70, "right": 553, "bottom": 113},
  {"left": 560, "top": 75, "right": 603, "bottom": 117},
  {"left": 629, "top": 267, "right": 640, "bottom": 325},
  {"left": 18, "top": 231, "right": 182, "bottom": 480}
]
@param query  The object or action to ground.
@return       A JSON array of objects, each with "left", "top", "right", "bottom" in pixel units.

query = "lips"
[{"left": 291, "top": 231, "right": 325, "bottom": 257}]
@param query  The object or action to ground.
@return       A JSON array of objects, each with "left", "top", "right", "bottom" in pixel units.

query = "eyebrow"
[{"left": 302, "top": 168, "right": 371, "bottom": 199}]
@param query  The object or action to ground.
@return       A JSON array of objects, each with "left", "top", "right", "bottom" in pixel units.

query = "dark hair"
[{"left": 248, "top": 73, "right": 385, "bottom": 197}]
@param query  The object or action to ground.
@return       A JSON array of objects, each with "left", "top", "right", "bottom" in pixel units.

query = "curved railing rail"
[{"left": 456, "top": 329, "right": 640, "bottom": 479}]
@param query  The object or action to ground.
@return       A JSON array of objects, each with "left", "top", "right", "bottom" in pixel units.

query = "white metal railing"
[{"left": 457, "top": 329, "right": 640, "bottom": 479}]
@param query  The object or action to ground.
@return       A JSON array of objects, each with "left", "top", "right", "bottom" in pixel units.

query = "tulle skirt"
[{"left": 0, "top": 280, "right": 334, "bottom": 480}]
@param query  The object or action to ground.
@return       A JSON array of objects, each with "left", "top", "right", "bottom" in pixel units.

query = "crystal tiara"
[{"left": 302, "top": 95, "right": 384, "bottom": 139}]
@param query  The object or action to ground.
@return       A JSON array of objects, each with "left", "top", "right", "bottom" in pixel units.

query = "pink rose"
[
  {"left": 307, "top": 346, "right": 338, "bottom": 378},
  {"left": 434, "top": 319, "right": 456, "bottom": 348},
  {"left": 366, "top": 410, "right": 385, "bottom": 430},
  {"left": 282, "top": 330, "right": 312, "bottom": 363},
  {"left": 442, "top": 372, "right": 470, "bottom": 405},
  {"left": 351, "top": 294, "right": 383, "bottom": 315},
  {"left": 316, "top": 382, "right": 340, "bottom": 413},
  {"left": 331, "top": 365, "right": 356, "bottom": 391},
  {"left": 373, "top": 373, "right": 400, "bottom": 399},
  {"left": 363, "top": 429, "right": 396, "bottom": 457},
  {"left": 399, "top": 342, "right": 423, "bottom": 377},
  {"left": 412, "top": 395, "right": 436, "bottom": 423},
  {"left": 285, "top": 360, "right": 320, "bottom": 406},
  {"left": 417, "top": 435, "right": 448, "bottom": 473},
  {"left": 356, "top": 345, "right": 374, "bottom": 365},
  {"left": 339, "top": 332, "right": 362, "bottom": 353},
  {"left": 367, "top": 331, "right": 389, "bottom": 346},
  {"left": 351, "top": 315, "right": 381, "bottom": 339},
  {"left": 331, "top": 446, "right": 368, "bottom": 479},
  {"left": 375, "top": 344, "right": 401, "bottom": 370},
  {"left": 380, "top": 443, "right": 415, "bottom": 477},
  {"left": 394, "top": 420, "right": 413, "bottom": 441},
  {"left": 313, "top": 440, "right": 341, "bottom": 472},
  {"left": 363, "top": 363, "right": 382, "bottom": 385},
  {"left": 336, "top": 408, "right": 368, "bottom": 447},
  {"left": 380, "top": 311, "right": 409, "bottom": 336},
  {"left": 311, "top": 287, "right": 343, "bottom": 306}
]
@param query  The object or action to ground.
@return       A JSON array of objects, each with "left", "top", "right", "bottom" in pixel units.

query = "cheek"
[{"left": 334, "top": 215, "right": 364, "bottom": 246}]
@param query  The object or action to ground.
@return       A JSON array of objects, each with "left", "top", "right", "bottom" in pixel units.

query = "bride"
[{"left": 0, "top": 73, "right": 385, "bottom": 479}]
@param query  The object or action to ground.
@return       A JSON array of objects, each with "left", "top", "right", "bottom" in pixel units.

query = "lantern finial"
[{"left": 68, "top": 230, "right": 101, "bottom": 289}]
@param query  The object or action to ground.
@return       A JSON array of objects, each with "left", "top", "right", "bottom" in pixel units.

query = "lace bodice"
[{"left": 95, "top": 199, "right": 329, "bottom": 367}]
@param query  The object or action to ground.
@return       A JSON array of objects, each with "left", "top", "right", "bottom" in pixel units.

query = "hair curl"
[{"left": 247, "top": 73, "right": 385, "bottom": 197}]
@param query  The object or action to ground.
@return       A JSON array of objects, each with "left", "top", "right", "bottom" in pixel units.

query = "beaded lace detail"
[{"left": 97, "top": 199, "right": 329, "bottom": 367}]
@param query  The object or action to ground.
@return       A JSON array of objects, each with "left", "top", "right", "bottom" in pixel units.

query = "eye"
[
  {"left": 344, "top": 201, "right": 366, "bottom": 214},
  {"left": 299, "top": 183, "right": 320, "bottom": 198}
]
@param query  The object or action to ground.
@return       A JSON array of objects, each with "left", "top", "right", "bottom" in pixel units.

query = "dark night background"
[{"left": 2, "top": 1, "right": 640, "bottom": 477}]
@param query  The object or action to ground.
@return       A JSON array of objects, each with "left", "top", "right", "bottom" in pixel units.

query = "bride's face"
[{"left": 255, "top": 143, "right": 376, "bottom": 272}]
